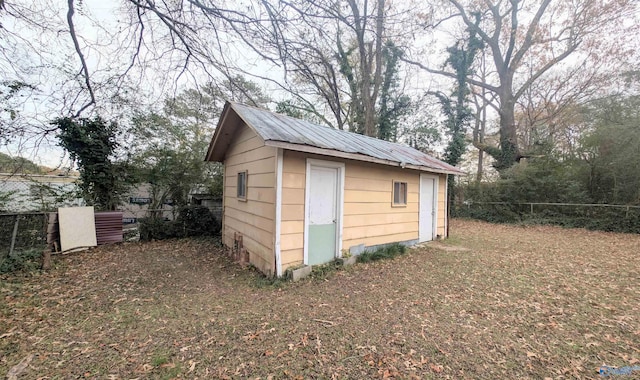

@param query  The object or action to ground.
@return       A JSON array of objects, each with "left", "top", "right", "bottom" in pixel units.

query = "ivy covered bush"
[{"left": 139, "top": 205, "right": 220, "bottom": 241}]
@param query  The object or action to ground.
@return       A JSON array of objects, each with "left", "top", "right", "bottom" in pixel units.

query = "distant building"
[{"left": 0, "top": 173, "right": 83, "bottom": 212}]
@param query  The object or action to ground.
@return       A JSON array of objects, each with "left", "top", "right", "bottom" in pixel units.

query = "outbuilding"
[{"left": 205, "top": 102, "right": 463, "bottom": 277}]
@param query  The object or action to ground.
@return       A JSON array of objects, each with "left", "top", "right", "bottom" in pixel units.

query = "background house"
[
  {"left": 0, "top": 173, "right": 83, "bottom": 212},
  {"left": 206, "top": 102, "right": 463, "bottom": 277}
]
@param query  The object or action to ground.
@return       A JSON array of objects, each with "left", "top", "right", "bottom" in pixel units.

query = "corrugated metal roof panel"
[
  {"left": 95, "top": 211, "right": 123, "bottom": 245},
  {"left": 229, "top": 102, "right": 463, "bottom": 174}
]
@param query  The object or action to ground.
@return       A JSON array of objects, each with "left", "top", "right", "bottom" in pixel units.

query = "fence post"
[
  {"left": 9, "top": 214, "right": 20, "bottom": 257},
  {"left": 530, "top": 203, "right": 534, "bottom": 215}
]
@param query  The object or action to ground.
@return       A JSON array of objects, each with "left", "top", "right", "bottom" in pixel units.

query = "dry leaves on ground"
[{"left": 1, "top": 220, "right": 639, "bottom": 379}]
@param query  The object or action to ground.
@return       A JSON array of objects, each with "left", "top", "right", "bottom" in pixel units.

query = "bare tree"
[
  {"left": 240, "top": 0, "right": 417, "bottom": 137},
  {"left": 406, "top": 0, "right": 638, "bottom": 170},
  {"left": 0, "top": 0, "right": 278, "bottom": 163}
]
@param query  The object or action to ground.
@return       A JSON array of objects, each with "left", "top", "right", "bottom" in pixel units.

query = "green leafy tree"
[
  {"left": 430, "top": 13, "right": 483, "bottom": 168},
  {"left": 0, "top": 80, "right": 37, "bottom": 147},
  {"left": 377, "top": 41, "right": 411, "bottom": 142},
  {"left": 54, "top": 116, "right": 130, "bottom": 211},
  {"left": 431, "top": 15, "right": 483, "bottom": 214},
  {"left": 129, "top": 113, "right": 217, "bottom": 211},
  {"left": 130, "top": 78, "right": 269, "bottom": 213},
  {"left": 0, "top": 152, "right": 41, "bottom": 174},
  {"left": 580, "top": 94, "right": 640, "bottom": 204}
]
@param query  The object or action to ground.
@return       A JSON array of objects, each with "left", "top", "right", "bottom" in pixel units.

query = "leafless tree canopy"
[
  {"left": 0, "top": 0, "right": 637, "bottom": 169},
  {"left": 404, "top": 0, "right": 638, "bottom": 169}
]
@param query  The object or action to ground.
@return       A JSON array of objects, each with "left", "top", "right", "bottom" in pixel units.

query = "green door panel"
[{"left": 308, "top": 223, "right": 336, "bottom": 265}]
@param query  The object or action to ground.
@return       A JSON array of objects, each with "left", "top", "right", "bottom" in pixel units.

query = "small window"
[
  {"left": 237, "top": 171, "right": 248, "bottom": 200},
  {"left": 393, "top": 181, "right": 407, "bottom": 206}
]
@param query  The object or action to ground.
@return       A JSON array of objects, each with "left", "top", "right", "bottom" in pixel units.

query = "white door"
[
  {"left": 419, "top": 174, "right": 437, "bottom": 242},
  {"left": 307, "top": 166, "right": 339, "bottom": 265}
]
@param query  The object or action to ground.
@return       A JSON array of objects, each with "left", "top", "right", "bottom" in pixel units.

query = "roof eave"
[
  {"left": 204, "top": 102, "right": 233, "bottom": 162},
  {"left": 264, "top": 141, "right": 464, "bottom": 175},
  {"left": 205, "top": 102, "right": 266, "bottom": 162}
]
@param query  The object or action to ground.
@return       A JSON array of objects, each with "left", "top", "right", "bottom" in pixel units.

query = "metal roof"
[{"left": 208, "top": 102, "right": 463, "bottom": 175}]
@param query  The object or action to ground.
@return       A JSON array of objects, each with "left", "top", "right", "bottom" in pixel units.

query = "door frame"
[
  {"left": 303, "top": 158, "right": 345, "bottom": 265},
  {"left": 419, "top": 173, "right": 439, "bottom": 242}
]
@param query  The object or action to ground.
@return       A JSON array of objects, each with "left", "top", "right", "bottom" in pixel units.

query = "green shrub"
[
  {"left": 0, "top": 248, "right": 42, "bottom": 273},
  {"left": 139, "top": 205, "right": 220, "bottom": 241},
  {"left": 175, "top": 205, "right": 221, "bottom": 237},
  {"left": 138, "top": 217, "right": 178, "bottom": 241},
  {"left": 357, "top": 243, "right": 407, "bottom": 263},
  {"left": 457, "top": 199, "right": 640, "bottom": 234},
  {"left": 454, "top": 158, "right": 640, "bottom": 234}
]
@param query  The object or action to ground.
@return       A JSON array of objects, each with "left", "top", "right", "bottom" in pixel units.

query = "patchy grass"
[
  {"left": 0, "top": 248, "right": 43, "bottom": 274},
  {"left": 1, "top": 220, "right": 639, "bottom": 379},
  {"left": 357, "top": 242, "right": 407, "bottom": 263}
]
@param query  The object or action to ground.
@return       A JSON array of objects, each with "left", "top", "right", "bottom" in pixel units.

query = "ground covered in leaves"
[{"left": 1, "top": 219, "right": 639, "bottom": 379}]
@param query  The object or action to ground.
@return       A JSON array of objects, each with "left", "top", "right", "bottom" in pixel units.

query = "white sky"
[{"left": 1, "top": 0, "right": 637, "bottom": 170}]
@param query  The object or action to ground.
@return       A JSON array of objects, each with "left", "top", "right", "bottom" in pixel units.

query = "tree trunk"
[
  {"left": 476, "top": 150, "right": 484, "bottom": 182},
  {"left": 496, "top": 83, "right": 519, "bottom": 170}
]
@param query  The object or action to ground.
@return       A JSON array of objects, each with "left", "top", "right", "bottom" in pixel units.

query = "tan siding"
[
  {"left": 278, "top": 150, "right": 307, "bottom": 268},
  {"left": 277, "top": 150, "right": 451, "bottom": 270},
  {"left": 344, "top": 232, "right": 417, "bottom": 249},
  {"left": 225, "top": 135, "right": 263, "bottom": 157},
  {"left": 225, "top": 207, "right": 274, "bottom": 233},
  {"left": 282, "top": 204, "right": 305, "bottom": 222},
  {"left": 281, "top": 188, "right": 304, "bottom": 205},
  {"left": 225, "top": 149, "right": 275, "bottom": 170},
  {"left": 282, "top": 172, "right": 305, "bottom": 188},
  {"left": 437, "top": 174, "right": 447, "bottom": 237},
  {"left": 223, "top": 122, "right": 276, "bottom": 275},
  {"left": 281, "top": 220, "right": 303, "bottom": 234},
  {"left": 225, "top": 215, "right": 273, "bottom": 249},
  {"left": 281, "top": 232, "right": 304, "bottom": 251},
  {"left": 343, "top": 222, "right": 417, "bottom": 241},
  {"left": 343, "top": 212, "right": 416, "bottom": 226},
  {"left": 281, "top": 248, "right": 304, "bottom": 269},
  {"left": 343, "top": 159, "right": 420, "bottom": 250},
  {"left": 224, "top": 198, "right": 275, "bottom": 221},
  {"left": 344, "top": 202, "right": 418, "bottom": 215},
  {"left": 282, "top": 154, "right": 306, "bottom": 173},
  {"left": 224, "top": 187, "right": 275, "bottom": 204},
  {"left": 226, "top": 156, "right": 276, "bottom": 176}
]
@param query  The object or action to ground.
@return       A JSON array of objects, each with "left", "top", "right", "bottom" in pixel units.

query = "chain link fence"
[
  {"left": 0, "top": 174, "right": 83, "bottom": 212},
  {"left": 457, "top": 201, "right": 640, "bottom": 233},
  {"left": 0, "top": 212, "right": 50, "bottom": 272}
]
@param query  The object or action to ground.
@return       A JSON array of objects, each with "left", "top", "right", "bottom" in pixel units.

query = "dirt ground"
[{"left": 1, "top": 219, "right": 639, "bottom": 379}]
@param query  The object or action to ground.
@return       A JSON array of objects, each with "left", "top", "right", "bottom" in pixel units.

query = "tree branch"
[
  {"left": 402, "top": 57, "right": 500, "bottom": 93},
  {"left": 510, "top": 0, "right": 552, "bottom": 70},
  {"left": 66, "top": 0, "right": 95, "bottom": 117},
  {"left": 514, "top": 46, "right": 579, "bottom": 101},
  {"left": 502, "top": 0, "right": 518, "bottom": 67}
]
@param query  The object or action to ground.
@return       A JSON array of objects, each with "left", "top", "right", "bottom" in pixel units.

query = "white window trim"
[
  {"left": 392, "top": 180, "right": 408, "bottom": 207},
  {"left": 237, "top": 170, "right": 248, "bottom": 201}
]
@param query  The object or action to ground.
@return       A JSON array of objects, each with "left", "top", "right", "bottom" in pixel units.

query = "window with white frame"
[
  {"left": 393, "top": 181, "right": 407, "bottom": 206},
  {"left": 237, "top": 171, "right": 248, "bottom": 200}
]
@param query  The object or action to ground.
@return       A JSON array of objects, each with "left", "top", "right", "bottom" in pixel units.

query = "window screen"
[
  {"left": 237, "top": 171, "right": 247, "bottom": 199},
  {"left": 393, "top": 181, "right": 407, "bottom": 205}
]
